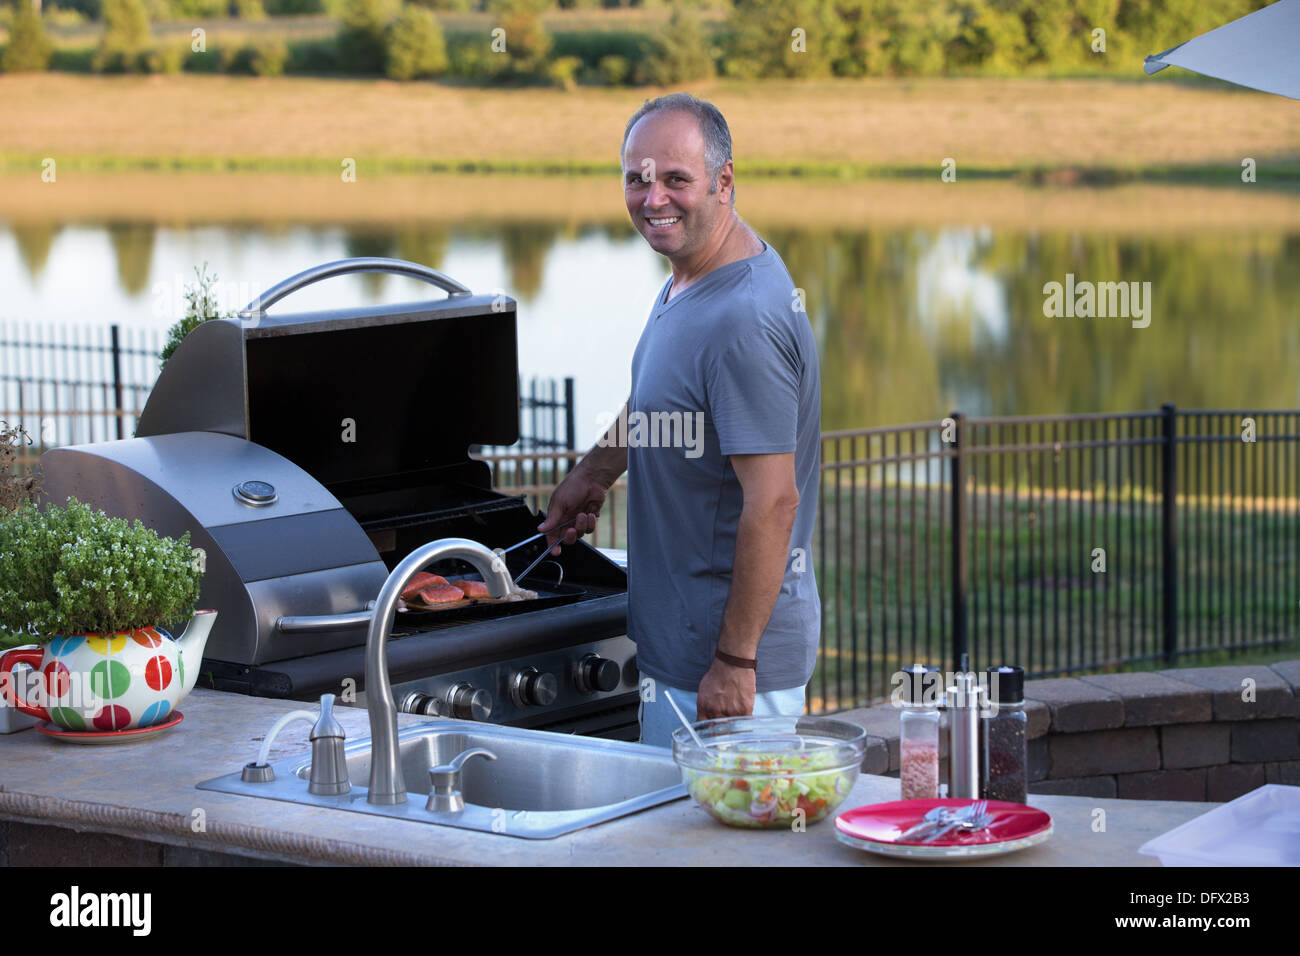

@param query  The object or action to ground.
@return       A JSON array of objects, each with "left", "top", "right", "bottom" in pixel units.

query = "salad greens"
[{"left": 681, "top": 745, "right": 856, "bottom": 828}]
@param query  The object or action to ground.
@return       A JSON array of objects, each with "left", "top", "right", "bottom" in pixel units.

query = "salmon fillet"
[
  {"left": 402, "top": 572, "right": 449, "bottom": 599},
  {"left": 417, "top": 584, "right": 465, "bottom": 605},
  {"left": 454, "top": 579, "right": 491, "bottom": 599}
]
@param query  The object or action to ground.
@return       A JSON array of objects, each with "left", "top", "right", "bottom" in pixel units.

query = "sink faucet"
[{"left": 365, "top": 538, "right": 515, "bottom": 806}]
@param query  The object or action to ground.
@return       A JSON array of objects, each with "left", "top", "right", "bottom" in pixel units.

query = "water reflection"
[
  {"left": 105, "top": 223, "right": 157, "bottom": 297},
  {"left": 12, "top": 223, "right": 59, "bottom": 280},
  {"left": 3, "top": 214, "right": 1298, "bottom": 431}
]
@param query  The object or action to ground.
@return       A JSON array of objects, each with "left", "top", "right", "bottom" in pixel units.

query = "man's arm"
[
  {"left": 695, "top": 451, "right": 799, "bottom": 720},
  {"left": 538, "top": 400, "right": 630, "bottom": 554}
]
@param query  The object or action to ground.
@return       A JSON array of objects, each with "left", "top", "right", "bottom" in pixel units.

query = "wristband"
[{"left": 715, "top": 649, "right": 757, "bottom": 670}]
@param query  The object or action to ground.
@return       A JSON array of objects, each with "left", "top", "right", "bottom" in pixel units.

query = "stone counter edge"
[{"left": 0, "top": 788, "right": 460, "bottom": 867}]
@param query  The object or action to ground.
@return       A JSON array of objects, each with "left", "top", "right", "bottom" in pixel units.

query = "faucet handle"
[
  {"left": 426, "top": 748, "right": 496, "bottom": 813},
  {"left": 311, "top": 693, "right": 345, "bottom": 740}
]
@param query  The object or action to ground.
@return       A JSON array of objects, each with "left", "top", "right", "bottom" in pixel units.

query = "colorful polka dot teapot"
[{"left": 0, "top": 610, "right": 217, "bottom": 733}]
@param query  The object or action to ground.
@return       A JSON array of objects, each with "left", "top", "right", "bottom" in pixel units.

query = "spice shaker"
[
  {"left": 898, "top": 664, "right": 941, "bottom": 800},
  {"left": 946, "top": 667, "right": 982, "bottom": 800},
  {"left": 983, "top": 665, "right": 1028, "bottom": 803}
]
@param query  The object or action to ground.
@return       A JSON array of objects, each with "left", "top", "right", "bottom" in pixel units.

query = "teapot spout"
[{"left": 177, "top": 609, "right": 218, "bottom": 697}]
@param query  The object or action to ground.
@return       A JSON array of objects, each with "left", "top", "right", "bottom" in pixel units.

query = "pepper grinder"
[{"left": 947, "top": 663, "right": 983, "bottom": 800}]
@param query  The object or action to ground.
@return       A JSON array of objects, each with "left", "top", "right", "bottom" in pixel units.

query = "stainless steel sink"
[{"left": 197, "top": 720, "right": 687, "bottom": 840}]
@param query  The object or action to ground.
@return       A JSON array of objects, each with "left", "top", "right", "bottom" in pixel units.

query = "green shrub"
[
  {"left": 0, "top": 498, "right": 202, "bottom": 640},
  {"left": 547, "top": 52, "right": 581, "bottom": 89},
  {"left": 93, "top": 0, "right": 152, "bottom": 74},
  {"left": 385, "top": 5, "right": 448, "bottom": 80},
  {"left": 336, "top": 0, "right": 397, "bottom": 74},
  {"left": 49, "top": 45, "right": 97, "bottom": 72},
  {"left": 487, "top": 0, "right": 552, "bottom": 81},
  {"left": 184, "top": 43, "right": 222, "bottom": 72},
  {"left": 51, "top": 0, "right": 102, "bottom": 19},
  {"left": 234, "top": 0, "right": 268, "bottom": 18},
  {"left": 264, "top": 0, "right": 325, "bottom": 12},
  {"left": 596, "top": 53, "right": 628, "bottom": 84},
  {"left": 166, "top": 0, "right": 225, "bottom": 16},
  {"left": 250, "top": 37, "right": 289, "bottom": 74},
  {"left": 639, "top": 6, "right": 713, "bottom": 85},
  {"left": 286, "top": 37, "right": 340, "bottom": 73},
  {"left": 141, "top": 42, "right": 186, "bottom": 73},
  {"left": 2, "top": 1, "right": 54, "bottom": 73}
]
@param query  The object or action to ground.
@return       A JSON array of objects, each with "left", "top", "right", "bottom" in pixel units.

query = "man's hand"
[
  {"left": 695, "top": 658, "right": 756, "bottom": 721},
  {"left": 538, "top": 470, "right": 608, "bottom": 556}
]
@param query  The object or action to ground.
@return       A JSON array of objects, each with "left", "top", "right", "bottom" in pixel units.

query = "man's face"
[{"left": 622, "top": 110, "right": 730, "bottom": 261}]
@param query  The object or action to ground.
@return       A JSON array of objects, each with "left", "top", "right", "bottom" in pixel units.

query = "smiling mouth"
[{"left": 646, "top": 216, "right": 681, "bottom": 228}]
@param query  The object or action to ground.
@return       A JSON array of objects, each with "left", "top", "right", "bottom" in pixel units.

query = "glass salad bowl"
[{"left": 672, "top": 715, "right": 866, "bottom": 829}]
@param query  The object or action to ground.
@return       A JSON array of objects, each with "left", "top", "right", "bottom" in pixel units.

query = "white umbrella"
[{"left": 1144, "top": 0, "right": 1300, "bottom": 100}]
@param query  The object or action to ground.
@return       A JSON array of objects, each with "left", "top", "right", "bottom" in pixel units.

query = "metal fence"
[
  {"left": 0, "top": 322, "right": 162, "bottom": 465},
  {"left": 814, "top": 406, "right": 1299, "bottom": 713},
  {"left": 474, "top": 376, "right": 575, "bottom": 455}
]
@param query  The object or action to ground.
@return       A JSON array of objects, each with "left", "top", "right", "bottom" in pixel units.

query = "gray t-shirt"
[{"left": 625, "top": 239, "right": 821, "bottom": 693}]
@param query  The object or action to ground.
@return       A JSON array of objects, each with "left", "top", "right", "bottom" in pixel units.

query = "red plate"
[{"left": 836, "top": 798, "right": 1052, "bottom": 848}]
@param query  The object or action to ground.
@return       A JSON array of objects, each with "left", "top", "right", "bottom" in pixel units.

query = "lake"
[{"left": 2, "top": 175, "right": 1297, "bottom": 451}]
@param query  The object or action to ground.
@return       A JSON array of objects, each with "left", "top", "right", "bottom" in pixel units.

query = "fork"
[
  {"left": 920, "top": 800, "right": 988, "bottom": 843},
  {"left": 898, "top": 806, "right": 957, "bottom": 841}
]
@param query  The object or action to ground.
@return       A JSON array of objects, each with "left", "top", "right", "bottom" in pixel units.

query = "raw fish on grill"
[
  {"left": 454, "top": 579, "right": 491, "bottom": 599},
  {"left": 418, "top": 584, "right": 466, "bottom": 605},
  {"left": 402, "top": 572, "right": 449, "bottom": 600}
]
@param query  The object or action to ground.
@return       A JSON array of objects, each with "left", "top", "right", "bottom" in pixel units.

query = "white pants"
[{"left": 636, "top": 677, "right": 807, "bottom": 749}]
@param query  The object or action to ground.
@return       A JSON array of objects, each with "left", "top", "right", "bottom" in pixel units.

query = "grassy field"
[{"left": 1, "top": 75, "right": 1298, "bottom": 178}]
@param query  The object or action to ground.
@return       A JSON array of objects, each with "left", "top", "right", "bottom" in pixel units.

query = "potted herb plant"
[{"left": 0, "top": 497, "right": 216, "bottom": 735}]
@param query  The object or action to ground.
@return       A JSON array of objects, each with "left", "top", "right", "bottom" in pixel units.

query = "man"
[{"left": 538, "top": 93, "right": 821, "bottom": 747}]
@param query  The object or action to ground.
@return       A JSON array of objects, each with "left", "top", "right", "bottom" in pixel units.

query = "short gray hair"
[{"left": 621, "top": 92, "right": 735, "bottom": 203}]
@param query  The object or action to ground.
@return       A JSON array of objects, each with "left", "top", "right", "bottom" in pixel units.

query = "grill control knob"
[
  {"left": 577, "top": 655, "right": 621, "bottom": 694},
  {"left": 399, "top": 692, "right": 441, "bottom": 717},
  {"left": 511, "top": 667, "right": 558, "bottom": 708},
  {"left": 447, "top": 683, "right": 492, "bottom": 721}
]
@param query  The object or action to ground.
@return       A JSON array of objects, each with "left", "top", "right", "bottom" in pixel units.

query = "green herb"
[
  {"left": 0, "top": 498, "right": 202, "bottom": 642},
  {"left": 159, "top": 262, "right": 233, "bottom": 372}
]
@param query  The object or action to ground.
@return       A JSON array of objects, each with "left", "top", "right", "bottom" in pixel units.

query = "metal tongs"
[{"left": 498, "top": 517, "right": 577, "bottom": 585}]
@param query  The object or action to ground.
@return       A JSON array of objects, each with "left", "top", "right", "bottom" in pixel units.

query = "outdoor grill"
[{"left": 37, "top": 259, "right": 641, "bottom": 740}]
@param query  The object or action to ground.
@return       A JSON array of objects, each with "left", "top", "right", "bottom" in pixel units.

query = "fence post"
[
  {"left": 1161, "top": 402, "right": 1178, "bottom": 666},
  {"left": 950, "top": 411, "right": 968, "bottom": 671},
  {"left": 563, "top": 376, "right": 575, "bottom": 459},
  {"left": 110, "top": 324, "right": 124, "bottom": 440}
]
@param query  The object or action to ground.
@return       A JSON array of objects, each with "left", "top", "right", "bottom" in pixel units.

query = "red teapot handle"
[{"left": 0, "top": 648, "right": 51, "bottom": 722}]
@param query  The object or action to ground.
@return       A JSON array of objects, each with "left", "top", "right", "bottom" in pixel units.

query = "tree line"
[{"left": 1, "top": 0, "right": 1273, "bottom": 83}]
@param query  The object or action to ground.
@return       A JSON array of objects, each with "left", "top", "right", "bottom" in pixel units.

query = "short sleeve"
[{"left": 706, "top": 323, "right": 801, "bottom": 456}]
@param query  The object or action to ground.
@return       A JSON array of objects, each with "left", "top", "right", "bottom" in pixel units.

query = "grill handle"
[
  {"left": 237, "top": 257, "right": 472, "bottom": 318},
  {"left": 277, "top": 602, "right": 376, "bottom": 633}
]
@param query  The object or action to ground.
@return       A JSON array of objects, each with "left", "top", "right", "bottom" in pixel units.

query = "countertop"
[{"left": 0, "top": 688, "right": 1217, "bottom": 866}]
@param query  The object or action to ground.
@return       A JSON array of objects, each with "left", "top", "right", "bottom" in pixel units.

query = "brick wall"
[{"left": 834, "top": 660, "right": 1300, "bottom": 803}]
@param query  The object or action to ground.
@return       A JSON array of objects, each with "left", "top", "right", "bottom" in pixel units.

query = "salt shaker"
[
  {"left": 983, "top": 665, "right": 1028, "bottom": 803},
  {"left": 947, "top": 669, "right": 982, "bottom": 800},
  {"left": 898, "top": 664, "right": 941, "bottom": 800}
]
